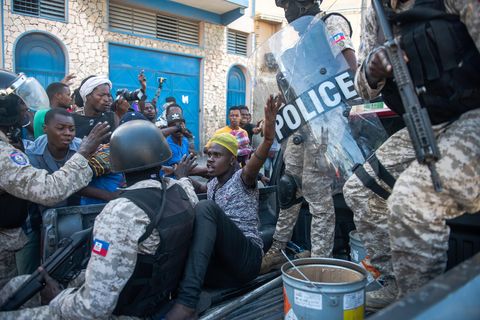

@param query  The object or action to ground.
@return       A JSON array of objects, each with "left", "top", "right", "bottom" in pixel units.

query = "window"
[
  {"left": 13, "top": 0, "right": 66, "bottom": 21},
  {"left": 109, "top": 2, "right": 200, "bottom": 46},
  {"left": 227, "top": 30, "right": 248, "bottom": 56}
]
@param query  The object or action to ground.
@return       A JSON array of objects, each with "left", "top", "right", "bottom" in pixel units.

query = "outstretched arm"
[{"left": 242, "top": 95, "right": 282, "bottom": 186}]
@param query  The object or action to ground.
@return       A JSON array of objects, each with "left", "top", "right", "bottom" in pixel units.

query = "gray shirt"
[{"left": 207, "top": 169, "right": 263, "bottom": 250}]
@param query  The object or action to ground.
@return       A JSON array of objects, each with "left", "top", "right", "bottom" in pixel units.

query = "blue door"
[
  {"left": 226, "top": 66, "right": 246, "bottom": 114},
  {"left": 15, "top": 33, "right": 66, "bottom": 88},
  {"left": 109, "top": 44, "right": 201, "bottom": 150}
]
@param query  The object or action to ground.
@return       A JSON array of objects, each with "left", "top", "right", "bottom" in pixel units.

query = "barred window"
[
  {"left": 227, "top": 30, "right": 248, "bottom": 56},
  {"left": 109, "top": 2, "right": 200, "bottom": 46},
  {"left": 13, "top": 0, "right": 66, "bottom": 21}
]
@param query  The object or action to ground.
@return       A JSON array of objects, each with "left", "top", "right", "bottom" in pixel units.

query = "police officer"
[
  {"left": 0, "top": 70, "right": 110, "bottom": 288},
  {"left": 0, "top": 120, "right": 199, "bottom": 318},
  {"left": 343, "top": 0, "right": 480, "bottom": 309},
  {"left": 261, "top": 0, "right": 358, "bottom": 273}
]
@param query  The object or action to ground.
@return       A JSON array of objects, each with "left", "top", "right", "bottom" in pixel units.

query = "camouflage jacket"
[
  {"left": 0, "top": 131, "right": 92, "bottom": 207},
  {"left": 50, "top": 178, "right": 198, "bottom": 319}
]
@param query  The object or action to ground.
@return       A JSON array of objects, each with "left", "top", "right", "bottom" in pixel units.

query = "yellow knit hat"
[{"left": 207, "top": 133, "right": 238, "bottom": 157}]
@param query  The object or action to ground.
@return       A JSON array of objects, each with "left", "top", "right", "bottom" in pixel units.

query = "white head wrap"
[{"left": 79, "top": 76, "right": 112, "bottom": 105}]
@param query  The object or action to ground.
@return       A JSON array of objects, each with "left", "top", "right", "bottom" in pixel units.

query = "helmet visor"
[{"left": 15, "top": 76, "right": 50, "bottom": 111}]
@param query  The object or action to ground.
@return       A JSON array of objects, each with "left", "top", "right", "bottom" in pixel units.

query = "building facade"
[
  {"left": 1, "top": 0, "right": 362, "bottom": 149},
  {"left": 1, "top": 0, "right": 257, "bottom": 148}
]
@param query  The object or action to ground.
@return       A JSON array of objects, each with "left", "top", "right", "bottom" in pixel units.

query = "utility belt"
[{"left": 352, "top": 154, "right": 396, "bottom": 200}]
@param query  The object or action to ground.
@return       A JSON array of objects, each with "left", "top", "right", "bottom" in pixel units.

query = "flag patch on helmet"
[{"left": 92, "top": 239, "right": 110, "bottom": 257}]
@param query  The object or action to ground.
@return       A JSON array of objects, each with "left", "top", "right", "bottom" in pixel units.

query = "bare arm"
[
  {"left": 342, "top": 48, "right": 357, "bottom": 73},
  {"left": 241, "top": 95, "right": 282, "bottom": 186}
]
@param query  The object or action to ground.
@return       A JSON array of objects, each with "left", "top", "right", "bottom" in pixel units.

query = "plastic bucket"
[
  {"left": 282, "top": 258, "right": 367, "bottom": 320},
  {"left": 349, "top": 231, "right": 366, "bottom": 264}
]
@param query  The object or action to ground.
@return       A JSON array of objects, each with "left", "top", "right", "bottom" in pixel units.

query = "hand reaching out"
[
  {"left": 77, "top": 122, "right": 111, "bottom": 159},
  {"left": 174, "top": 153, "right": 198, "bottom": 179}
]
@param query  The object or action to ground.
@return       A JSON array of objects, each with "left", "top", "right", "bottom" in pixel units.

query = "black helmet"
[
  {"left": 0, "top": 69, "right": 49, "bottom": 126},
  {"left": 276, "top": 0, "right": 321, "bottom": 23},
  {"left": 110, "top": 120, "right": 172, "bottom": 173}
]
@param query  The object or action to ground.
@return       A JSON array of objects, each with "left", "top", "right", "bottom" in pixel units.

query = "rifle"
[
  {"left": 0, "top": 227, "right": 92, "bottom": 311},
  {"left": 372, "top": 0, "right": 442, "bottom": 192}
]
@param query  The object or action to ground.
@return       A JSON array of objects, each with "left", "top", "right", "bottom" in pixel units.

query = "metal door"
[
  {"left": 109, "top": 44, "right": 201, "bottom": 149},
  {"left": 15, "top": 33, "right": 66, "bottom": 88}
]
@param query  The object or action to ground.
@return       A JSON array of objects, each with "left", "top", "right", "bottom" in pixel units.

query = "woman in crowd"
[
  {"left": 111, "top": 96, "right": 131, "bottom": 127},
  {"left": 167, "top": 94, "right": 281, "bottom": 320}
]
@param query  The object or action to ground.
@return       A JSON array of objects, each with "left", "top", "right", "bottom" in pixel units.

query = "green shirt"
[{"left": 33, "top": 109, "right": 49, "bottom": 139}]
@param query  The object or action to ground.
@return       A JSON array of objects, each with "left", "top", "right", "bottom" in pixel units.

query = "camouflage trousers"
[
  {"left": 0, "top": 227, "right": 27, "bottom": 289},
  {"left": 0, "top": 274, "right": 139, "bottom": 319},
  {"left": 343, "top": 108, "right": 480, "bottom": 298},
  {"left": 273, "top": 128, "right": 335, "bottom": 257}
]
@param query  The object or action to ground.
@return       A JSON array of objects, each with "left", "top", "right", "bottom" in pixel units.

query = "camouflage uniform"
[
  {"left": 0, "top": 178, "right": 198, "bottom": 319},
  {"left": 272, "top": 13, "right": 355, "bottom": 257},
  {"left": 0, "top": 131, "right": 93, "bottom": 288},
  {"left": 343, "top": 0, "right": 480, "bottom": 297}
]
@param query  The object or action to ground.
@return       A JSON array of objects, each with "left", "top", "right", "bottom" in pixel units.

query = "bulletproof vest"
[
  {"left": 381, "top": 0, "right": 480, "bottom": 124},
  {"left": 112, "top": 182, "right": 195, "bottom": 317},
  {"left": 0, "top": 192, "right": 28, "bottom": 228}
]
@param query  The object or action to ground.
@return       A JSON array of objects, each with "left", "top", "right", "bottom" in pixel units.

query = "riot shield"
[{"left": 250, "top": 14, "right": 388, "bottom": 188}]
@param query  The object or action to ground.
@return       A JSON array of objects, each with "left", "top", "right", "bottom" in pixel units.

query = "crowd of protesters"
[{"left": 0, "top": 63, "right": 280, "bottom": 319}]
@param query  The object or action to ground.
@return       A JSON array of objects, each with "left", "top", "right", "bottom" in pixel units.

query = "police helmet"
[
  {"left": 276, "top": 0, "right": 321, "bottom": 23},
  {"left": 110, "top": 120, "right": 172, "bottom": 173},
  {"left": 0, "top": 70, "right": 49, "bottom": 126}
]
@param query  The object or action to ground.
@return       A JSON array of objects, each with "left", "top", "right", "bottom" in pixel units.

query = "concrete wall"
[{"left": 2, "top": 0, "right": 251, "bottom": 146}]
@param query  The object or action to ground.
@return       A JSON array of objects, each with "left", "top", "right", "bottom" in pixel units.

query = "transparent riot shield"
[{"left": 250, "top": 14, "right": 388, "bottom": 191}]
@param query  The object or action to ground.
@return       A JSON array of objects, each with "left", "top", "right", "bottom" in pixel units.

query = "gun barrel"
[
  {"left": 0, "top": 272, "right": 44, "bottom": 311},
  {"left": 0, "top": 228, "right": 92, "bottom": 311},
  {"left": 372, "top": 0, "right": 442, "bottom": 192},
  {"left": 372, "top": 0, "right": 394, "bottom": 41}
]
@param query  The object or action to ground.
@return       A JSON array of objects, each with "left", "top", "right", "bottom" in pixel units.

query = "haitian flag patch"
[
  {"left": 332, "top": 32, "right": 346, "bottom": 44},
  {"left": 92, "top": 239, "right": 110, "bottom": 257}
]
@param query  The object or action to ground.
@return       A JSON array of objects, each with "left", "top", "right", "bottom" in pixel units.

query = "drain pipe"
[{"left": 200, "top": 276, "right": 283, "bottom": 320}]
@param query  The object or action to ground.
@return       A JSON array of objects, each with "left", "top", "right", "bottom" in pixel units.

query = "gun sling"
[{"left": 353, "top": 162, "right": 391, "bottom": 200}]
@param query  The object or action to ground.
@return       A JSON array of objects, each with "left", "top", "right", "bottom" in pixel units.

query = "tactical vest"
[
  {"left": 112, "top": 182, "right": 195, "bottom": 317},
  {"left": 381, "top": 0, "right": 480, "bottom": 124},
  {"left": 0, "top": 192, "right": 28, "bottom": 228}
]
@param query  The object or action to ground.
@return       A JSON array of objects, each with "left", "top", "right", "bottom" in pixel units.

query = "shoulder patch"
[
  {"left": 9, "top": 151, "right": 29, "bottom": 166},
  {"left": 332, "top": 32, "right": 346, "bottom": 44},
  {"left": 92, "top": 238, "right": 110, "bottom": 257}
]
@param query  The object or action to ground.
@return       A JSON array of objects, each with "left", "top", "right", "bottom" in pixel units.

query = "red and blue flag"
[
  {"left": 332, "top": 32, "right": 346, "bottom": 44},
  {"left": 92, "top": 238, "right": 110, "bottom": 257}
]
